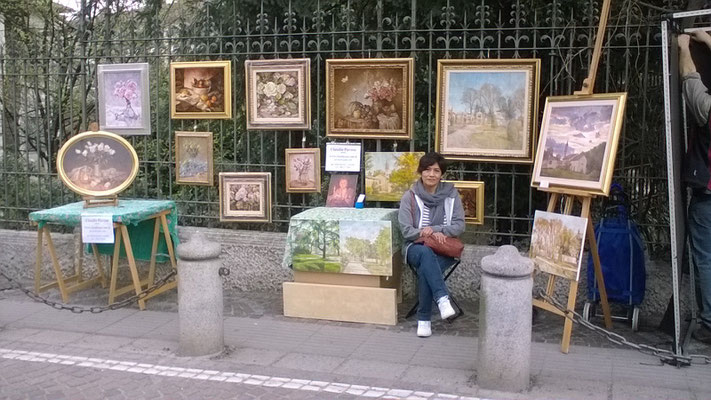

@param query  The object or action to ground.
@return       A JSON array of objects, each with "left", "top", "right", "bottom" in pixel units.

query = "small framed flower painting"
[
  {"left": 326, "top": 58, "right": 414, "bottom": 140},
  {"left": 245, "top": 59, "right": 311, "bottom": 130},
  {"left": 97, "top": 63, "right": 151, "bottom": 136},
  {"left": 175, "top": 131, "right": 213, "bottom": 186},
  {"left": 219, "top": 172, "right": 272, "bottom": 223}
]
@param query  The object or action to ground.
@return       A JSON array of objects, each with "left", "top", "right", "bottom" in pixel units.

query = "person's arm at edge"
[
  {"left": 680, "top": 33, "right": 711, "bottom": 126},
  {"left": 398, "top": 189, "right": 421, "bottom": 241}
]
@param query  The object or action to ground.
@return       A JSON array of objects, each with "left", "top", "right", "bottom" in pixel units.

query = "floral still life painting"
[
  {"left": 365, "top": 152, "right": 423, "bottom": 201},
  {"left": 57, "top": 131, "right": 139, "bottom": 197},
  {"left": 531, "top": 93, "right": 627, "bottom": 195},
  {"left": 285, "top": 148, "right": 320, "bottom": 193},
  {"left": 435, "top": 59, "right": 540, "bottom": 163},
  {"left": 443, "top": 180, "right": 485, "bottom": 224},
  {"left": 326, "top": 58, "right": 413, "bottom": 139},
  {"left": 219, "top": 172, "right": 271, "bottom": 222},
  {"left": 97, "top": 63, "right": 150, "bottom": 135},
  {"left": 530, "top": 210, "right": 587, "bottom": 281},
  {"left": 170, "top": 61, "right": 232, "bottom": 119},
  {"left": 175, "top": 131, "right": 213, "bottom": 186},
  {"left": 246, "top": 59, "right": 310, "bottom": 130}
]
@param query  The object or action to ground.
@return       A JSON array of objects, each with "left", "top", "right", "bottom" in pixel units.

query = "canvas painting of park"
[
  {"left": 175, "top": 131, "right": 213, "bottom": 186},
  {"left": 285, "top": 148, "right": 320, "bottom": 193},
  {"left": 170, "top": 61, "right": 232, "bottom": 119},
  {"left": 326, "top": 58, "right": 414, "bottom": 139},
  {"left": 290, "top": 219, "right": 342, "bottom": 273},
  {"left": 97, "top": 63, "right": 151, "bottom": 136},
  {"left": 436, "top": 59, "right": 540, "bottom": 163},
  {"left": 529, "top": 210, "right": 587, "bottom": 281},
  {"left": 339, "top": 220, "right": 392, "bottom": 275},
  {"left": 219, "top": 172, "right": 271, "bottom": 222},
  {"left": 289, "top": 219, "right": 393, "bottom": 276},
  {"left": 365, "top": 152, "right": 423, "bottom": 201},
  {"left": 532, "top": 93, "right": 627, "bottom": 196}
]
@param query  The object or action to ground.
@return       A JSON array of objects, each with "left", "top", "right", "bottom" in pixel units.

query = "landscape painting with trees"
[
  {"left": 532, "top": 94, "right": 626, "bottom": 195},
  {"left": 290, "top": 219, "right": 342, "bottom": 273},
  {"left": 339, "top": 220, "right": 393, "bottom": 276},
  {"left": 529, "top": 211, "right": 587, "bottom": 281},
  {"left": 365, "top": 152, "right": 424, "bottom": 201},
  {"left": 436, "top": 59, "right": 539, "bottom": 163}
]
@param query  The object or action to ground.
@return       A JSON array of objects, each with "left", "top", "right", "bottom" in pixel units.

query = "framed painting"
[
  {"left": 285, "top": 148, "right": 320, "bottom": 193},
  {"left": 245, "top": 58, "right": 311, "bottom": 130},
  {"left": 326, "top": 174, "right": 358, "bottom": 207},
  {"left": 530, "top": 210, "right": 587, "bottom": 282},
  {"left": 56, "top": 130, "right": 139, "bottom": 197},
  {"left": 531, "top": 93, "right": 627, "bottom": 196},
  {"left": 326, "top": 58, "right": 414, "bottom": 139},
  {"left": 175, "top": 131, "right": 213, "bottom": 186},
  {"left": 219, "top": 172, "right": 272, "bottom": 223},
  {"left": 444, "top": 180, "right": 485, "bottom": 225},
  {"left": 97, "top": 63, "right": 151, "bottom": 136},
  {"left": 170, "top": 61, "right": 232, "bottom": 119},
  {"left": 365, "top": 152, "right": 424, "bottom": 201},
  {"left": 435, "top": 59, "right": 540, "bottom": 163}
]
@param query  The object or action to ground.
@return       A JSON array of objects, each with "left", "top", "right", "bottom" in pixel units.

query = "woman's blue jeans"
[
  {"left": 688, "top": 192, "right": 711, "bottom": 329},
  {"left": 407, "top": 243, "right": 455, "bottom": 321}
]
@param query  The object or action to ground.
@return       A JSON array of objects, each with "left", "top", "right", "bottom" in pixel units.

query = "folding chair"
[{"left": 405, "top": 258, "right": 463, "bottom": 321}]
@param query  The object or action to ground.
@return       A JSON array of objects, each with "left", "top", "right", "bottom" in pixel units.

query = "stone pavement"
[{"left": 0, "top": 285, "right": 710, "bottom": 400}]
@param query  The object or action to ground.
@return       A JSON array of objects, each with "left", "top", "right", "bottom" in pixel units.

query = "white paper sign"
[
  {"left": 325, "top": 143, "right": 362, "bottom": 172},
  {"left": 81, "top": 214, "right": 115, "bottom": 244}
]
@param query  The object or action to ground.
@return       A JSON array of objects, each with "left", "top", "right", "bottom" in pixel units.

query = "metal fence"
[{"left": 0, "top": 0, "right": 677, "bottom": 255}]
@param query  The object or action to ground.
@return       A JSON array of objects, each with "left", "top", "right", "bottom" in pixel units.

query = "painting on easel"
[
  {"left": 531, "top": 93, "right": 626, "bottom": 196},
  {"left": 530, "top": 210, "right": 587, "bottom": 281}
]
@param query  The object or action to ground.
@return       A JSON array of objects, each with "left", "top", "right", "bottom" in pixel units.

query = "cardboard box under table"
[
  {"left": 29, "top": 200, "right": 178, "bottom": 310},
  {"left": 282, "top": 207, "right": 403, "bottom": 325}
]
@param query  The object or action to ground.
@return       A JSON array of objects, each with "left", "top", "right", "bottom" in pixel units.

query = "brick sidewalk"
[{"left": 1, "top": 287, "right": 710, "bottom": 400}]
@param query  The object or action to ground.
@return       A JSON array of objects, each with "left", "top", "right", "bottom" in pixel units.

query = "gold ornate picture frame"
[
  {"left": 326, "top": 58, "right": 414, "bottom": 140},
  {"left": 175, "top": 131, "right": 213, "bottom": 186},
  {"left": 170, "top": 60, "right": 232, "bottom": 119},
  {"left": 56, "top": 130, "right": 139, "bottom": 198},
  {"left": 531, "top": 93, "right": 627, "bottom": 196},
  {"left": 444, "top": 180, "right": 485, "bottom": 225},
  {"left": 435, "top": 59, "right": 540, "bottom": 163}
]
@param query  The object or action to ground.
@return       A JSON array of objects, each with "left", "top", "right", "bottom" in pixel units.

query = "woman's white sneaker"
[
  {"left": 437, "top": 296, "right": 456, "bottom": 320},
  {"left": 417, "top": 321, "right": 432, "bottom": 337}
]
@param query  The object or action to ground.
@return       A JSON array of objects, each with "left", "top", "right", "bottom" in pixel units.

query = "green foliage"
[{"left": 388, "top": 153, "right": 420, "bottom": 192}]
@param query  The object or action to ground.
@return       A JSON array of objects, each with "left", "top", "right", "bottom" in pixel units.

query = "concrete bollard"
[
  {"left": 477, "top": 245, "right": 533, "bottom": 392},
  {"left": 177, "top": 231, "right": 224, "bottom": 357}
]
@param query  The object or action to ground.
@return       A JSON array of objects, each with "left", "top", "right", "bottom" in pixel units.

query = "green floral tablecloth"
[
  {"left": 282, "top": 207, "right": 403, "bottom": 273},
  {"left": 29, "top": 199, "right": 179, "bottom": 262}
]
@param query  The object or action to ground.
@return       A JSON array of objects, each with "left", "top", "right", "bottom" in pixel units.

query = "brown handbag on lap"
[{"left": 410, "top": 192, "right": 464, "bottom": 258}]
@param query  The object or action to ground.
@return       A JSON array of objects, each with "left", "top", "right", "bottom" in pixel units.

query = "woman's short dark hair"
[{"left": 417, "top": 152, "right": 447, "bottom": 174}]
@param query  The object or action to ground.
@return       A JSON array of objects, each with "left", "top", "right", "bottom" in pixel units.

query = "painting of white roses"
[
  {"left": 245, "top": 59, "right": 311, "bottom": 130},
  {"left": 97, "top": 63, "right": 151, "bottom": 136},
  {"left": 219, "top": 172, "right": 272, "bottom": 223}
]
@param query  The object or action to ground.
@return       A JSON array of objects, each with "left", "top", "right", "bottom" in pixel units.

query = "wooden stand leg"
[
  {"left": 120, "top": 225, "right": 145, "bottom": 310},
  {"left": 91, "top": 244, "right": 107, "bottom": 288},
  {"left": 35, "top": 227, "right": 43, "bottom": 293},
  {"left": 561, "top": 281, "right": 579, "bottom": 353},
  {"left": 148, "top": 217, "right": 161, "bottom": 285},
  {"left": 44, "top": 227, "right": 69, "bottom": 302},
  {"left": 76, "top": 230, "right": 84, "bottom": 284},
  {"left": 108, "top": 227, "right": 122, "bottom": 305},
  {"left": 160, "top": 215, "right": 177, "bottom": 270}
]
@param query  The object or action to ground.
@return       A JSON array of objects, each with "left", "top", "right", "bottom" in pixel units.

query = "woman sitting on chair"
[{"left": 398, "top": 152, "right": 465, "bottom": 337}]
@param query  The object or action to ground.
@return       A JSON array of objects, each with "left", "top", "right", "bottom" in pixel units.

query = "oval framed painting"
[{"left": 57, "top": 130, "right": 139, "bottom": 197}]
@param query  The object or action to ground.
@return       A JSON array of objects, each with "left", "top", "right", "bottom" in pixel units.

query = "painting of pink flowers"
[
  {"left": 219, "top": 172, "right": 272, "bottom": 223},
  {"left": 245, "top": 59, "right": 311, "bottom": 130},
  {"left": 285, "top": 148, "right": 320, "bottom": 193},
  {"left": 326, "top": 58, "right": 413, "bottom": 139},
  {"left": 97, "top": 63, "right": 151, "bottom": 136}
]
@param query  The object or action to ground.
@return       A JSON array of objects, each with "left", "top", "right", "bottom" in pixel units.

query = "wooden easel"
[{"left": 532, "top": 0, "right": 614, "bottom": 353}]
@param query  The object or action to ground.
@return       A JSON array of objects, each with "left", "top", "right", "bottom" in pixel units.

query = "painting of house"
[{"left": 365, "top": 151, "right": 423, "bottom": 201}]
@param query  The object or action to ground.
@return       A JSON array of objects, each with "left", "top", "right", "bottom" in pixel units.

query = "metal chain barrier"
[
  {"left": 536, "top": 288, "right": 711, "bottom": 367},
  {"left": 0, "top": 269, "right": 177, "bottom": 314}
]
